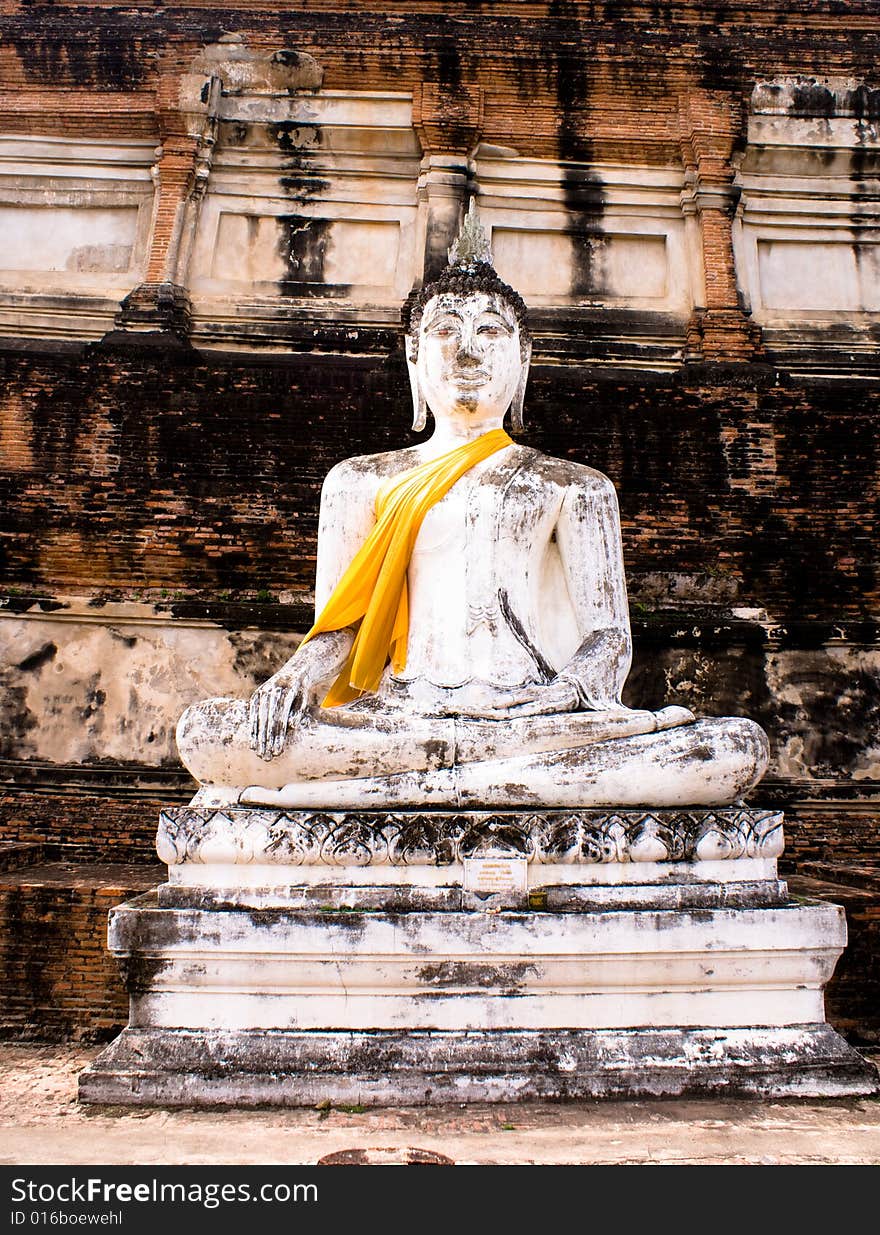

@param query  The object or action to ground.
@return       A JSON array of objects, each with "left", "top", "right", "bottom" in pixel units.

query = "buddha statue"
[{"left": 177, "top": 205, "right": 769, "bottom": 810}]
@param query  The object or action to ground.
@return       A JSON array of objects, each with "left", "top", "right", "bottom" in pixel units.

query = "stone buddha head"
[{"left": 404, "top": 204, "right": 532, "bottom": 433}]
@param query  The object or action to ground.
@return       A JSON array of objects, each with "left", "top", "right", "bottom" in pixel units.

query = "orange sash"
[{"left": 300, "top": 429, "right": 513, "bottom": 706}]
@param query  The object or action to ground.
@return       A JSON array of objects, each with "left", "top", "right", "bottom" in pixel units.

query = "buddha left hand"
[
  {"left": 457, "top": 628, "right": 633, "bottom": 719},
  {"left": 440, "top": 676, "right": 586, "bottom": 719}
]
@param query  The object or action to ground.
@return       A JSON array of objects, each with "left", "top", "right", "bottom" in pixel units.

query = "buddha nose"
[{"left": 457, "top": 324, "right": 483, "bottom": 363}]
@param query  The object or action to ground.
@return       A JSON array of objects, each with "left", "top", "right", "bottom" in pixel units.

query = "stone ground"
[{"left": 1, "top": 1043, "right": 879, "bottom": 1165}]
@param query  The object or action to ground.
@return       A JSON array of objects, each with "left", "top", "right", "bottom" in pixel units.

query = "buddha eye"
[
  {"left": 428, "top": 319, "right": 461, "bottom": 339},
  {"left": 477, "top": 320, "right": 511, "bottom": 337}
]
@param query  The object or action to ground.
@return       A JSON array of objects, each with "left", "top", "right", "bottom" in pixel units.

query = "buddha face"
[{"left": 416, "top": 291, "right": 524, "bottom": 422}]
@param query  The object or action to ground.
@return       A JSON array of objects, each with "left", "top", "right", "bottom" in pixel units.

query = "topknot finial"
[{"left": 447, "top": 198, "right": 492, "bottom": 270}]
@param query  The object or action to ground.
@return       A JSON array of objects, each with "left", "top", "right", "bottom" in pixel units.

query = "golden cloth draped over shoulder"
[{"left": 299, "top": 428, "right": 514, "bottom": 706}]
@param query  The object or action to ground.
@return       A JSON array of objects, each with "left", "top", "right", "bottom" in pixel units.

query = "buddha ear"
[
  {"left": 509, "top": 337, "right": 532, "bottom": 433},
  {"left": 405, "top": 333, "right": 428, "bottom": 433}
]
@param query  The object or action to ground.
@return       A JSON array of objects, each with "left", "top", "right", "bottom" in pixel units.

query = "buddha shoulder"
[
  {"left": 515, "top": 448, "right": 619, "bottom": 501},
  {"left": 320, "top": 446, "right": 424, "bottom": 498}
]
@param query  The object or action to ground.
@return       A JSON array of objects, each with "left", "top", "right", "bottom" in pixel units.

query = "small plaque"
[{"left": 463, "top": 856, "right": 528, "bottom": 894}]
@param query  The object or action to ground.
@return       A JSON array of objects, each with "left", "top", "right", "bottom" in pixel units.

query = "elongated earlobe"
[
  {"left": 406, "top": 335, "right": 428, "bottom": 432},
  {"left": 411, "top": 388, "right": 428, "bottom": 433},
  {"left": 509, "top": 339, "right": 532, "bottom": 433}
]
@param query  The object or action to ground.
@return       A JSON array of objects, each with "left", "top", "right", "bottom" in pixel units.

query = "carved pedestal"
[{"left": 79, "top": 807, "right": 878, "bottom": 1105}]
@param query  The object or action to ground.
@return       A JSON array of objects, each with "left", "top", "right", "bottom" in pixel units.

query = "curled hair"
[{"left": 404, "top": 261, "right": 531, "bottom": 358}]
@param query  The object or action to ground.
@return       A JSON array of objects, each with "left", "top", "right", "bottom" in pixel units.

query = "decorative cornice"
[{"left": 157, "top": 806, "right": 784, "bottom": 868}]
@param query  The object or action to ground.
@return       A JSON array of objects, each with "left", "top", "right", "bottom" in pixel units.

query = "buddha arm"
[
  {"left": 313, "top": 460, "right": 380, "bottom": 614},
  {"left": 269, "top": 458, "right": 379, "bottom": 687},
  {"left": 554, "top": 476, "right": 632, "bottom": 710},
  {"left": 248, "top": 461, "right": 377, "bottom": 757}
]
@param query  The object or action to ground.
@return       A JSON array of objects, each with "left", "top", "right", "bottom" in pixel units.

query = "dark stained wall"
[{"left": 0, "top": 347, "right": 877, "bottom": 623}]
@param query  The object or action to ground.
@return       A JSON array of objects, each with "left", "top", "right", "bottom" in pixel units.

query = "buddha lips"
[{"left": 299, "top": 428, "right": 513, "bottom": 706}]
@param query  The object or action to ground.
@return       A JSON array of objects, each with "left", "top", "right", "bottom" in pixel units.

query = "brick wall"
[
  {"left": 781, "top": 810, "right": 880, "bottom": 871},
  {"left": 0, "top": 863, "right": 163, "bottom": 1041},
  {"left": 0, "top": 792, "right": 174, "bottom": 862},
  {"left": 2, "top": 349, "right": 877, "bottom": 621},
  {"left": 789, "top": 871, "right": 880, "bottom": 1046},
  {"left": 2, "top": 3, "right": 879, "bottom": 141}
]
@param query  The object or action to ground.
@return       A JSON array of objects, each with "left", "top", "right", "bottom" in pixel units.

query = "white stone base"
[
  {"left": 79, "top": 1025, "right": 877, "bottom": 1106},
  {"left": 166, "top": 855, "right": 780, "bottom": 891},
  {"left": 156, "top": 805, "right": 788, "bottom": 909},
  {"left": 79, "top": 890, "right": 879, "bottom": 1103}
]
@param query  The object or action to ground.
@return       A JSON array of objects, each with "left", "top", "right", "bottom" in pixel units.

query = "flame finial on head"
[{"left": 448, "top": 198, "right": 493, "bottom": 270}]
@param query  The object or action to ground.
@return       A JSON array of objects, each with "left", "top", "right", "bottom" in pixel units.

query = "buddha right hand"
[
  {"left": 248, "top": 677, "right": 310, "bottom": 760},
  {"left": 248, "top": 629, "right": 353, "bottom": 759}
]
